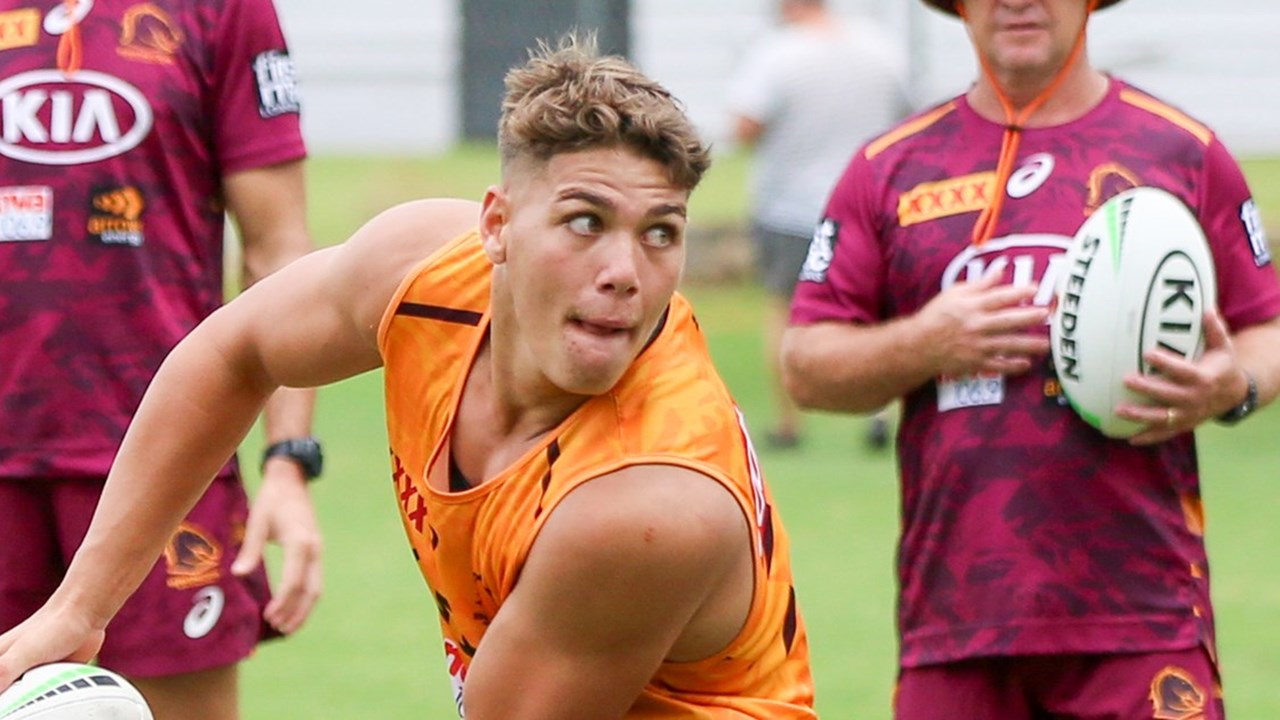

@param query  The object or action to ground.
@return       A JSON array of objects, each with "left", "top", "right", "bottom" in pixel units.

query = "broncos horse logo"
[
  {"left": 163, "top": 521, "right": 223, "bottom": 590},
  {"left": 1149, "top": 665, "right": 1208, "bottom": 720}
]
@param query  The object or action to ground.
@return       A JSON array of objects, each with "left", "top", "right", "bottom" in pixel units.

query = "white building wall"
[
  {"left": 273, "top": 0, "right": 1280, "bottom": 156},
  {"left": 274, "top": 0, "right": 459, "bottom": 154},
  {"left": 910, "top": 0, "right": 1280, "bottom": 156}
]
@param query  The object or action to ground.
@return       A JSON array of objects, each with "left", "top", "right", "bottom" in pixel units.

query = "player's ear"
[{"left": 480, "top": 185, "right": 509, "bottom": 264}]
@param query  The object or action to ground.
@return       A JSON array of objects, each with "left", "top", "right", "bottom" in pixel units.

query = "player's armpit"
[{"left": 461, "top": 465, "right": 753, "bottom": 720}]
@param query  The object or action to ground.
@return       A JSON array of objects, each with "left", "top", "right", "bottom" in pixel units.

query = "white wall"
[
  {"left": 274, "top": 0, "right": 459, "bottom": 154},
  {"left": 907, "top": 0, "right": 1280, "bottom": 156},
  {"left": 273, "top": 0, "right": 1280, "bottom": 156}
]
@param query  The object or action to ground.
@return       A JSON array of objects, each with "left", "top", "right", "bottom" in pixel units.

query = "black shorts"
[{"left": 751, "top": 223, "right": 811, "bottom": 298}]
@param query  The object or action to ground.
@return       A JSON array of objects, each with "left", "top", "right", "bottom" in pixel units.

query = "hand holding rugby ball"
[
  {"left": 0, "top": 663, "right": 152, "bottom": 719},
  {"left": 1050, "top": 187, "right": 1217, "bottom": 438}
]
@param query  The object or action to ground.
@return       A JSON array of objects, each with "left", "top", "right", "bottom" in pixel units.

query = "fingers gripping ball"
[
  {"left": 1050, "top": 186, "right": 1217, "bottom": 438},
  {"left": 0, "top": 663, "right": 153, "bottom": 719}
]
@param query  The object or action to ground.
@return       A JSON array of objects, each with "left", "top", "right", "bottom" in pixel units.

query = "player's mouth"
[{"left": 569, "top": 316, "right": 634, "bottom": 339}]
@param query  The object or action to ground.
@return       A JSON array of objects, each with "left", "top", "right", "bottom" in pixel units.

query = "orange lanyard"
[
  {"left": 964, "top": 0, "right": 1098, "bottom": 246},
  {"left": 56, "top": 0, "right": 84, "bottom": 75}
]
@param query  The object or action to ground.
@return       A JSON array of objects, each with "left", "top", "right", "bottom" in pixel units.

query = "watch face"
[{"left": 265, "top": 438, "right": 323, "bottom": 478}]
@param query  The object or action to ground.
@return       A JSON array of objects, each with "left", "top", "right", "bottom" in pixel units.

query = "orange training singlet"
[{"left": 377, "top": 231, "right": 816, "bottom": 718}]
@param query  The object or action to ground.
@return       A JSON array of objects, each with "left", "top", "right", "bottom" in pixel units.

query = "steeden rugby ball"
[
  {"left": 1050, "top": 186, "right": 1217, "bottom": 438},
  {"left": 0, "top": 663, "right": 153, "bottom": 720}
]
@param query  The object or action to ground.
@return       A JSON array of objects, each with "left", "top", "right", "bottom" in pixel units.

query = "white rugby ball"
[
  {"left": 1050, "top": 186, "right": 1217, "bottom": 438},
  {"left": 0, "top": 663, "right": 152, "bottom": 720}
]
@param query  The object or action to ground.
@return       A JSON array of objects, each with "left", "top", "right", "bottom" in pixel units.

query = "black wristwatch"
[
  {"left": 1217, "top": 372, "right": 1259, "bottom": 426},
  {"left": 261, "top": 437, "right": 324, "bottom": 480}
]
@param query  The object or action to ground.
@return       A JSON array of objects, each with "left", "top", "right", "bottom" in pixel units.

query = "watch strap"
[
  {"left": 1216, "top": 371, "right": 1258, "bottom": 426},
  {"left": 261, "top": 437, "right": 324, "bottom": 480}
]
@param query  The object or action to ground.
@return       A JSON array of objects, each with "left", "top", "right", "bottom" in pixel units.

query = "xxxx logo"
[
  {"left": 897, "top": 172, "right": 995, "bottom": 227},
  {"left": 0, "top": 9, "right": 39, "bottom": 50}
]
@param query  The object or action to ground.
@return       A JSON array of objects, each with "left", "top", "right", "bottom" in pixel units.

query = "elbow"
[
  {"left": 781, "top": 328, "right": 894, "bottom": 415},
  {"left": 779, "top": 336, "right": 828, "bottom": 411}
]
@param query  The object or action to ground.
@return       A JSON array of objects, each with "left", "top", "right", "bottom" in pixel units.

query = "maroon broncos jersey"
[
  {"left": 791, "top": 79, "right": 1280, "bottom": 667},
  {"left": 0, "top": 0, "right": 305, "bottom": 477}
]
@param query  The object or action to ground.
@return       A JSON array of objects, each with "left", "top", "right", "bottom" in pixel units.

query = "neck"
[
  {"left": 968, "top": 62, "right": 1109, "bottom": 128},
  {"left": 483, "top": 295, "right": 587, "bottom": 442},
  {"left": 783, "top": 3, "right": 832, "bottom": 29}
]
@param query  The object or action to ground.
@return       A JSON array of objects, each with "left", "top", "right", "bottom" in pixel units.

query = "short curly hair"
[{"left": 498, "top": 33, "right": 711, "bottom": 192}]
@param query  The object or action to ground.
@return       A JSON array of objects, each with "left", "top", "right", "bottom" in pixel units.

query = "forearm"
[
  {"left": 781, "top": 316, "right": 938, "bottom": 414},
  {"left": 54, "top": 322, "right": 277, "bottom": 626},
  {"left": 1232, "top": 316, "right": 1280, "bottom": 408},
  {"left": 233, "top": 164, "right": 317, "bottom": 449},
  {"left": 262, "top": 386, "right": 316, "bottom": 443}
]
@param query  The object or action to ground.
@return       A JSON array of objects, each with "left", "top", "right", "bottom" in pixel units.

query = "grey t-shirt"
[{"left": 727, "top": 18, "right": 910, "bottom": 236}]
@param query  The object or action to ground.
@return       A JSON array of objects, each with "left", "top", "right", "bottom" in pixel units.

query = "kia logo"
[
  {"left": 1138, "top": 251, "right": 1206, "bottom": 373},
  {"left": 0, "top": 69, "right": 153, "bottom": 165}
]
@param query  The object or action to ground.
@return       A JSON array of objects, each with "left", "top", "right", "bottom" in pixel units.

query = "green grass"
[{"left": 236, "top": 149, "right": 1280, "bottom": 718}]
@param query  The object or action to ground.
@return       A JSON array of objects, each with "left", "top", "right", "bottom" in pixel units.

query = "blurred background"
[
  {"left": 271, "top": 0, "right": 1280, "bottom": 156},
  {"left": 234, "top": 1, "right": 1280, "bottom": 718}
]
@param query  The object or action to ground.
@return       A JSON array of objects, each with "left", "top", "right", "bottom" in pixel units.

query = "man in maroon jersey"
[
  {"left": 783, "top": 0, "right": 1280, "bottom": 718},
  {"left": 0, "top": 2, "right": 322, "bottom": 719}
]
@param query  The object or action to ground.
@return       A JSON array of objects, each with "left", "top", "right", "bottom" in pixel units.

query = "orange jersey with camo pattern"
[{"left": 377, "top": 231, "right": 815, "bottom": 718}]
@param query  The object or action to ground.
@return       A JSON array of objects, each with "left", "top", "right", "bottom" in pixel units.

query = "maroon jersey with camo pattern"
[
  {"left": 791, "top": 78, "right": 1280, "bottom": 667},
  {"left": 0, "top": 0, "right": 304, "bottom": 478}
]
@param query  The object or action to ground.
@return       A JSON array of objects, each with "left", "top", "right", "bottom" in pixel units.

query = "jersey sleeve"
[
  {"left": 1198, "top": 138, "right": 1280, "bottom": 329},
  {"left": 788, "top": 148, "right": 886, "bottom": 326},
  {"left": 211, "top": 0, "right": 307, "bottom": 174}
]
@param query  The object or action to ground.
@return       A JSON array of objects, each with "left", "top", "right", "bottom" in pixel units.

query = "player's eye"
[
  {"left": 567, "top": 214, "right": 603, "bottom": 235},
  {"left": 643, "top": 224, "right": 680, "bottom": 249}
]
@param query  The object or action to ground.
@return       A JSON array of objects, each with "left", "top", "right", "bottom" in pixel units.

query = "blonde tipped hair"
[{"left": 498, "top": 32, "right": 711, "bottom": 191}]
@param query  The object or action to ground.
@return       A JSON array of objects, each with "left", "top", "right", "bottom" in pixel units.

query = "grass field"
[{"left": 236, "top": 149, "right": 1280, "bottom": 718}]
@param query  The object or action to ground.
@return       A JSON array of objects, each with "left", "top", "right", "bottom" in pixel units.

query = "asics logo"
[
  {"left": 1007, "top": 153, "right": 1055, "bottom": 199},
  {"left": 183, "top": 586, "right": 226, "bottom": 640},
  {"left": 42, "top": 0, "right": 94, "bottom": 35}
]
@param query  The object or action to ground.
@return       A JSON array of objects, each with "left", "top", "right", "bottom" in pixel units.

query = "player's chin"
[
  {"left": 556, "top": 358, "right": 632, "bottom": 396},
  {"left": 560, "top": 335, "right": 640, "bottom": 390}
]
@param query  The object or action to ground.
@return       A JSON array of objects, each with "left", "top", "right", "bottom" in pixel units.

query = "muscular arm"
[
  {"left": 0, "top": 199, "right": 480, "bottom": 682},
  {"left": 462, "top": 466, "right": 753, "bottom": 719},
  {"left": 782, "top": 270, "right": 1050, "bottom": 414}
]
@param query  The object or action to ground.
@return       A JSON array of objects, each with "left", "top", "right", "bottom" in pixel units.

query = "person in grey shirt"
[{"left": 728, "top": 0, "right": 910, "bottom": 448}]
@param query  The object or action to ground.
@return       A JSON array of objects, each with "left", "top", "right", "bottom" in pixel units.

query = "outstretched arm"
[
  {"left": 0, "top": 199, "right": 480, "bottom": 688},
  {"left": 462, "top": 465, "right": 754, "bottom": 719}
]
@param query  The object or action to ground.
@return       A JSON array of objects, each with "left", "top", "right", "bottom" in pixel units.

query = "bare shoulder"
[
  {"left": 338, "top": 198, "right": 480, "bottom": 274},
  {"left": 533, "top": 465, "right": 748, "bottom": 584},
  {"left": 328, "top": 198, "right": 481, "bottom": 332}
]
